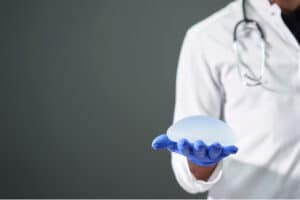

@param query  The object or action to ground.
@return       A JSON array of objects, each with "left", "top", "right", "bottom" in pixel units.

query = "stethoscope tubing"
[{"left": 233, "top": 0, "right": 266, "bottom": 87}]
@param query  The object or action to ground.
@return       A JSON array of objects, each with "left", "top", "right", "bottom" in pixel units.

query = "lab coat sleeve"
[
  {"left": 171, "top": 153, "right": 223, "bottom": 194},
  {"left": 171, "top": 29, "right": 224, "bottom": 194}
]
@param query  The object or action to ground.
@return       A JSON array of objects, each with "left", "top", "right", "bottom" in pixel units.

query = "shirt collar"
[{"left": 249, "top": 0, "right": 282, "bottom": 17}]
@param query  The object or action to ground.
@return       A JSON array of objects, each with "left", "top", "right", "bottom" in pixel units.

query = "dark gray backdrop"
[{"left": 0, "top": 0, "right": 230, "bottom": 198}]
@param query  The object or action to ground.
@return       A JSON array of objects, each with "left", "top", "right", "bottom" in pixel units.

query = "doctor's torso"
[{"left": 187, "top": 0, "right": 300, "bottom": 198}]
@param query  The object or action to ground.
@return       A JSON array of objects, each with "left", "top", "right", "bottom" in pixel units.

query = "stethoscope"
[{"left": 233, "top": 0, "right": 266, "bottom": 87}]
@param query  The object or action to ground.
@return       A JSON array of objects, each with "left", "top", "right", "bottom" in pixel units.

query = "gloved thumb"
[{"left": 152, "top": 134, "right": 174, "bottom": 150}]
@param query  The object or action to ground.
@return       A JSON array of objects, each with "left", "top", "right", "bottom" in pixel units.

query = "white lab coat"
[{"left": 172, "top": 0, "right": 300, "bottom": 198}]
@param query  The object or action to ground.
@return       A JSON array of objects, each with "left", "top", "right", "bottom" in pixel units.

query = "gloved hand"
[{"left": 152, "top": 134, "right": 238, "bottom": 167}]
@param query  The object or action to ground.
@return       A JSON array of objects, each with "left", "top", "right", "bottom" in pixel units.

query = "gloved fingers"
[
  {"left": 178, "top": 139, "right": 192, "bottom": 156},
  {"left": 193, "top": 140, "right": 207, "bottom": 159},
  {"left": 222, "top": 145, "right": 239, "bottom": 156},
  {"left": 208, "top": 143, "right": 223, "bottom": 160},
  {"left": 152, "top": 134, "right": 176, "bottom": 150}
]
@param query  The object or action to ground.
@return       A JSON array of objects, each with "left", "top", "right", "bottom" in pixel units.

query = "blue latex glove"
[{"left": 152, "top": 134, "right": 238, "bottom": 167}]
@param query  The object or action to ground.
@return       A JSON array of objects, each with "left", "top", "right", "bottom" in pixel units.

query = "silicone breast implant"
[{"left": 167, "top": 116, "right": 237, "bottom": 146}]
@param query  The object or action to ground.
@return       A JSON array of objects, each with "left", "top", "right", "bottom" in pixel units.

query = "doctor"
[{"left": 152, "top": 0, "right": 300, "bottom": 198}]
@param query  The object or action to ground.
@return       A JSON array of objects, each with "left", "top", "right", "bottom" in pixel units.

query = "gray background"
[{"left": 1, "top": 0, "right": 230, "bottom": 198}]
